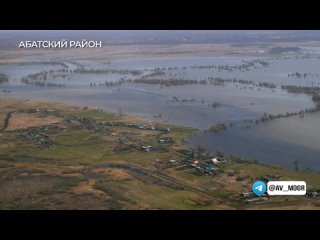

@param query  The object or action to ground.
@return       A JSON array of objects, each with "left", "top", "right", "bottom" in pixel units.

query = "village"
[{"left": 0, "top": 98, "right": 320, "bottom": 209}]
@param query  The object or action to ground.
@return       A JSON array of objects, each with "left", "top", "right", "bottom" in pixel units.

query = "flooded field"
[
  {"left": 1, "top": 47, "right": 320, "bottom": 171},
  {"left": 189, "top": 112, "right": 320, "bottom": 171}
]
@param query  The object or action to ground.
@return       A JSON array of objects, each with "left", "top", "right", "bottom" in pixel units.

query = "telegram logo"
[{"left": 252, "top": 181, "right": 266, "bottom": 196}]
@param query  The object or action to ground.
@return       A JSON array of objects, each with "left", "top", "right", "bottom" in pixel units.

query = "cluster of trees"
[
  {"left": 87, "top": 75, "right": 280, "bottom": 90},
  {"left": 0, "top": 73, "right": 9, "bottom": 84},
  {"left": 57, "top": 68, "right": 72, "bottom": 73},
  {"left": 144, "top": 59, "right": 268, "bottom": 74},
  {"left": 90, "top": 81, "right": 123, "bottom": 87},
  {"left": 212, "top": 102, "right": 221, "bottom": 108},
  {"left": 258, "top": 111, "right": 304, "bottom": 123},
  {"left": 257, "top": 82, "right": 277, "bottom": 89},
  {"left": 228, "top": 104, "right": 320, "bottom": 130},
  {"left": 207, "top": 77, "right": 252, "bottom": 85},
  {"left": 207, "top": 123, "right": 227, "bottom": 133},
  {"left": 256, "top": 106, "right": 320, "bottom": 124},
  {"left": 140, "top": 70, "right": 165, "bottom": 79},
  {"left": 281, "top": 85, "right": 320, "bottom": 103},
  {"left": 74, "top": 68, "right": 142, "bottom": 76},
  {"left": 189, "top": 59, "right": 268, "bottom": 72},
  {"left": 282, "top": 85, "right": 320, "bottom": 94},
  {"left": 17, "top": 61, "right": 68, "bottom": 68},
  {"left": 21, "top": 70, "right": 71, "bottom": 85},
  {"left": 207, "top": 77, "right": 276, "bottom": 89},
  {"left": 271, "top": 55, "right": 317, "bottom": 61},
  {"left": 190, "top": 63, "right": 250, "bottom": 71},
  {"left": 21, "top": 71, "right": 49, "bottom": 83},
  {"left": 132, "top": 78, "right": 198, "bottom": 86},
  {"left": 93, "top": 77, "right": 244, "bottom": 88},
  {"left": 312, "top": 94, "right": 320, "bottom": 102},
  {"left": 22, "top": 80, "right": 66, "bottom": 88},
  {"left": 152, "top": 67, "right": 178, "bottom": 71},
  {"left": 288, "top": 72, "right": 320, "bottom": 78},
  {"left": 305, "top": 105, "right": 320, "bottom": 113}
]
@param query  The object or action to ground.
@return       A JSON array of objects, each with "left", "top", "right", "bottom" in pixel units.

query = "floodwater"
[
  {"left": 4, "top": 83, "right": 315, "bottom": 129},
  {"left": 1, "top": 53, "right": 320, "bottom": 170},
  {"left": 189, "top": 112, "right": 320, "bottom": 171}
]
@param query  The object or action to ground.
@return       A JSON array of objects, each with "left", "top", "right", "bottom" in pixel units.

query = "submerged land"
[{"left": 1, "top": 31, "right": 320, "bottom": 209}]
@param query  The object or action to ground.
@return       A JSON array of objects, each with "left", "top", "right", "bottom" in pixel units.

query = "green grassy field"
[{"left": 0, "top": 97, "right": 320, "bottom": 209}]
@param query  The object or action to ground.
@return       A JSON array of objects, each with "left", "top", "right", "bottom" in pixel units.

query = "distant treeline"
[
  {"left": 189, "top": 59, "right": 268, "bottom": 71},
  {"left": 17, "top": 61, "right": 69, "bottom": 68},
  {"left": 141, "top": 70, "right": 165, "bottom": 79},
  {"left": 133, "top": 77, "right": 276, "bottom": 88},
  {"left": 74, "top": 68, "right": 143, "bottom": 76},
  {"left": 21, "top": 72, "right": 66, "bottom": 87},
  {"left": 207, "top": 77, "right": 254, "bottom": 85},
  {"left": 21, "top": 72, "right": 49, "bottom": 83},
  {"left": 91, "top": 81, "right": 123, "bottom": 87},
  {"left": 270, "top": 55, "right": 320, "bottom": 60},
  {"left": 212, "top": 103, "right": 320, "bottom": 132},
  {"left": 88, "top": 77, "right": 279, "bottom": 89},
  {"left": 206, "top": 123, "right": 227, "bottom": 133},
  {"left": 208, "top": 77, "right": 276, "bottom": 88},
  {"left": 21, "top": 70, "right": 70, "bottom": 84},
  {"left": 239, "top": 105, "right": 320, "bottom": 129},
  {"left": 133, "top": 78, "right": 199, "bottom": 86},
  {"left": 252, "top": 105, "right": 320, "bottom": 125},
  {"left": 281, "top": 85, "right": 320, "bottom": 94},
  {"left": 269, "top": 47, "right": 300, "bottom": 54},
  {"left": 288, "top": 72, "right": 320, "bottom": 78},
  {"left": 281, "top": 85, "right": 320, "bottom": 103},
  {"left": 141, "top": 60, "right": 268, "bottom": 73},
  {"left": 22, "top": 81, "right": 66, "bottom": 88},
  {"left": 0, "top": 73, "right": 9, "bottom": 84}
]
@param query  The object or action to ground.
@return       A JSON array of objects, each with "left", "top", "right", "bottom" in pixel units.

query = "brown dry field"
[{"left": 6, "top": 113, "right": 62, "bottom": 131}]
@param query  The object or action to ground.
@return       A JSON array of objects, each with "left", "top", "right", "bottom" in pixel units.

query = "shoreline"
[
  {"left": 1, "top": 96, "right": 317, "bottom": 173},
  {"left": 1, "top": 96, "right": 320, "bottom": 209}
]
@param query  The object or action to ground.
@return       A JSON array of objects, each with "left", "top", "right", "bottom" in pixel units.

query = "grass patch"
[
  {"left": 121, "top": 179, "right": 227, "bottom": 210},
  {"left": 0, "top": 161, "right": 14, "bottom": 168},
  {"left": 62, "top": 169, "right": 81, "bottom": 174},
  {"left": 236, "top": 163, "right": 320, "bottom": 188},
  {"left": 170, "top": 125, "right": 197, "bottom": 144}
]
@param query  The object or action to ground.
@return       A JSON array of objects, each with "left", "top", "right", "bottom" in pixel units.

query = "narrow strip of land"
[{"left": 0, "top": 111, "right": 14, "bottom": 132}]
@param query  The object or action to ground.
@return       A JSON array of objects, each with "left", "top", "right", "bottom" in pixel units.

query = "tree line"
[
  {"left": 74, "top": 68, "right": 143, "bottom": 76},
  {"left": 0, "top": 73, "right": 9, "bottom": 84},
  {"left": 281, "top": 85, "right": 320, "bottom": 103}
]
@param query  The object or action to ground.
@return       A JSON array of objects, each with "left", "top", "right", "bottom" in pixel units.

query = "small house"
[
  {"left": 204, "top": 164, "right": 217, "bottom": 174},
  {"left": 159, "top": 137, "right": 173, "bottom": 144},
  {"left": 240, "top": 192, "right": 255, "bottom": 198},
  {"left": 212, "top": 157, "right": 227, "bottom": 164},
  {"left": 191, "top": 159, "right": 199, "bottom": 164},
  {"left": 307, "top": 191, "right": 319, "bottom": 198},
  {"left": 141, "top": 145, "right": 152, "bottom": 152},
  {"left": 212, "top": 158, "right": 219, "bottom": 164}
]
